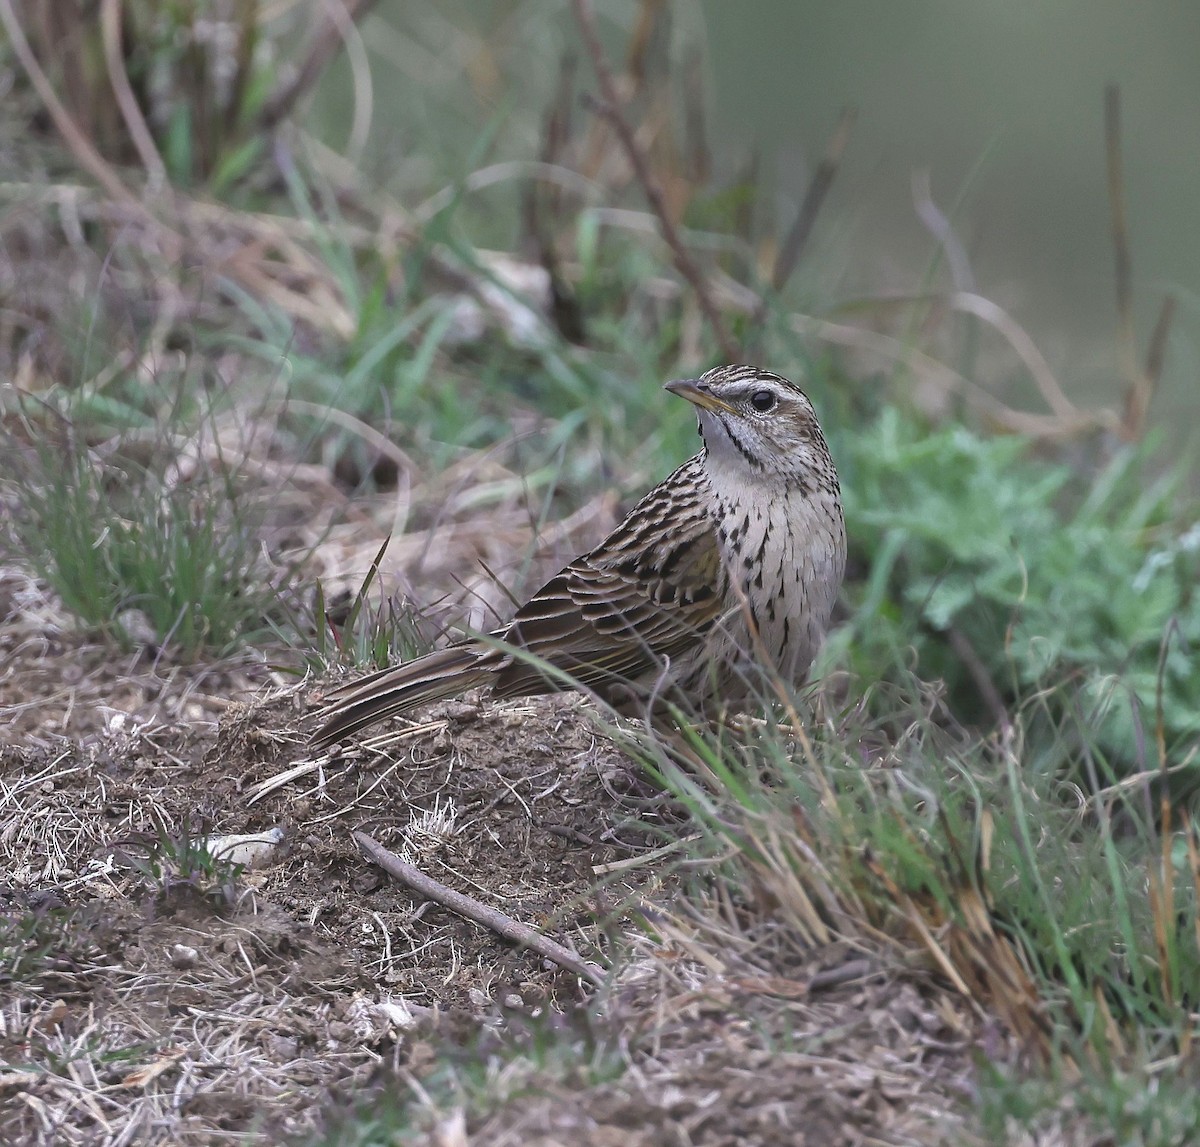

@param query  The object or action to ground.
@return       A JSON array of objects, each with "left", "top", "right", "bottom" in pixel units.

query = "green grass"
[
  {"left": 978, "top": 1060, "right": 1200, "bottom": 1146},
  {"left": 310, "top": 997, "right": 625, "bottom": 1146},
  {"left": 623, "top": 671, "right": 1200, "bottom": 1132},
  {"left": 291, "top": 537, "right": 433, "bottom": 676},
  {"left": 108, "top": 812, "right": 250, "bottom": 912},
  {"left": 6, "top": 399, "right": 295, "bottom": 657}
]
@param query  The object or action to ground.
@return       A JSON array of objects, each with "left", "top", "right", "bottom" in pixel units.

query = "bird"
[{"left": 311, "top": 364, "right": 846, "bottom": 748}]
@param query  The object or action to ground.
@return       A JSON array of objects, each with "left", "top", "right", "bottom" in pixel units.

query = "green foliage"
[
  {"left": 112, "top": 814, "right": 245, "bottom": 911},
  {"left": 0, "top": 902, "right": 76, "bottom": 988},
  {"left": 836, "top": 407, "right": 1200, "bottom": 778},
  {"left": 219, "top": 149, "right": 698, "bottom": 482},
  {"left": 310, "top": 1003, "right": 623, "bottom": 1146}
]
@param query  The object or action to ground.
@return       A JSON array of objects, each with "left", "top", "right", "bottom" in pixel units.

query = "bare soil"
[{"left": 2, "top": 623, "right": 977, "bottom": 1145}]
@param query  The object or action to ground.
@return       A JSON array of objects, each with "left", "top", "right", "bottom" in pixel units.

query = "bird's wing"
[{"left": 493, "top": 472, "right": 727, "bottom": 697}]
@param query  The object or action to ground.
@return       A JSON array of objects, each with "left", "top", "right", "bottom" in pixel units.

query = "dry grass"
[{"left": 1, "top": 665, "right": 982, "bottom": 1145}]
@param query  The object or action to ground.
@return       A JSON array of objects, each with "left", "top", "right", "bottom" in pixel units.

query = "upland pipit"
[{"left": 312, "top": 364, "right": 846, "bottom": 746}]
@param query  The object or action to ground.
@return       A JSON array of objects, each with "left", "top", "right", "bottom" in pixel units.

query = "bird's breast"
[{"left": 710, "top": 479, "right": 845, "bottom": 684}]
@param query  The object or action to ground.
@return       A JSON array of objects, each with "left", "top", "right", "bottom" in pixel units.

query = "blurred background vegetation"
[
  {"left": 3, "top": 0, "right": 1195, "bottom": 784},
  {"left": 305, "top": 0, "right": 1200, "bottom": 435}
]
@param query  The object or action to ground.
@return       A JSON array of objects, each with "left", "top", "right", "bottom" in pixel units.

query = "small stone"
[
  {"left": 169, "top": 944, "right": 199, "bottom": 969},
  {"left": 467, "top": 988, "right": 491, "bottom": 1010}
]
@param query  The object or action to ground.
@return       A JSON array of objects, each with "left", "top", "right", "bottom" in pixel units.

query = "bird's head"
[{"left": 665, "top": 364, "right": 836, "bottom": 491}]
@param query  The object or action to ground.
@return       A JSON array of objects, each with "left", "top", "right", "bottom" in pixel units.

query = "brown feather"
[
  {"left": 310, "top": 647, "right": 495, "bottom": 747},
  {"left": 312, "top": 457, "right": 725, "bottom": 743}
]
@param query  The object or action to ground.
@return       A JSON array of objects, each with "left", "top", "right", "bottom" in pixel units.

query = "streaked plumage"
[{"left": 311, "top": 364, "right": 845, "bottom": 747}]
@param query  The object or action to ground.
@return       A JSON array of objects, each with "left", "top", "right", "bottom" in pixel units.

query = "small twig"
[
  {"left": 625, "top": 0, "right": 662, "bottom": 91},
  {"left": 100, "top": 0, "right": 167, "bottom": 189},
  {"left": 946, "top": 626, "right": 1010, "bottom": 734},
  {"left": 261, "top": 0, "right": 382, "bottom": 130},
  {"left": 1142, "top": 296, "right": 1177, "bottom": 390},
  {"left": 790, "top": 312, "right": 1110, "bottom": 439},
  {"left": 352, "top": 831, "right": 606, "bottom": 987},
  {"left": 523, "top": 53, "right": 577, "bottom": 241},
  {"left": 947, "top": 292, "right": 1077, "bottom": 420},
  {"left": 683, "top": 47, "right": 710, "bottom": 184},
  {"left": 1105, "top": 83, "right": 1159, "bottom": 441},
  {"left": 572, "top": 0, "right": 736, "bottom": 361},
  {"left": 911, "top": 169, "right": 974, "bottom": 292},
  {"left": 541, "top": 823, "right": 596, "bottom": 847},
  {"left": 772, "top": 106, "right": 857, "bottom": 292},
  {"left": 591, "top": 833, "right": 701, "bottom": 875},
  {"left": 808, "top": 958, "right": 878, "bottom": 992},
  {"left": 1105, "top": 85, "right": 1136, "bottom": 375}
]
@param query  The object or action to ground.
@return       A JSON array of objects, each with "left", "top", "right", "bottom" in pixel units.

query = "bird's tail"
[{"left": 310, "top": 644, "right": 495, "bottom": 748}]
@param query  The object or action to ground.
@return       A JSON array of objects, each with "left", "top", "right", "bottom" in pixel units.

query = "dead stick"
[
  {"left": 261, "top": 0, "right": 383, "bottom": 130},
  {"left": 1105, "top": 84, "right": 1149, "bottom": 440},
  {"left": 100, "top": 0, "right": 167, "bottom": 186},
  {"left": 573, "top": 0, "right": 736, "bottom": 361},
  {"left": 946, "top": 626, "right": 1010, "bottom": 735},
  {"left": 773, "top": 106, "right": 858, "bottom": 292},
  {"left": 808, "top": 958, "right": 877, "bottom": 992},
  {"left": 1105, "top": 84, "right": 1135, "bottom": 366},
  {"left": 1140, "top": 293, "right": 1176, "bottom": 390},
  {"left": 353, "top": 831, "right": 606, "bottom": 988}
]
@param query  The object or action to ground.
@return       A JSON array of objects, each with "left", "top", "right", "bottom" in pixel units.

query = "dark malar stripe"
[{"left": 717, "top": 416, "right": 764, "bottom": 471}]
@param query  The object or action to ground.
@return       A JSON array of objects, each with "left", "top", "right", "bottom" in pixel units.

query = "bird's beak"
[{"left": 665, "top": 377, "right": 736, "bottom": 414}]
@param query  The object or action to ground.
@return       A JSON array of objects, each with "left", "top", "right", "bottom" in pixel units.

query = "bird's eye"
[{"left": 749, "top": 390, "right": 776, "bottom": 413}]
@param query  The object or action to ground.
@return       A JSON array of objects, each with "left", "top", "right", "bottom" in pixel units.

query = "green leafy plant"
[
  {"left": 110, "top": 812, "right": 246, "bottom": 911},
  {"left": 835, "top": 407, "right": 1200, "bottom": 781}
]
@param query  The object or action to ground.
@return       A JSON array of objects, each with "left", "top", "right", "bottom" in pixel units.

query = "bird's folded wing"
[{"left": 493, "top": 523, "right": 726, "bottom": 696}]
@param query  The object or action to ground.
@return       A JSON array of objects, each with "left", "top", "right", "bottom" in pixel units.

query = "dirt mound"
[{"left": 2, "top": 653, "right": 971, "bottom": 1144}]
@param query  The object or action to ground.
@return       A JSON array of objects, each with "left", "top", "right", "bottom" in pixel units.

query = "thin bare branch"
[
  {"left": 1143, "top": 295, "right": 1177, "bottom": 391},
  {"left": 261, "top": 0, "right": 382, "bottom": 131},
  {"left": 772, "top": 106, "right": 857, "bottom": 292},
  {"left": 100, "top": 0, "right": 167, "bottom": 189},
  {"left": 911, "top": 169, "right": 974, "bottom": 292},
  {"left": 353, "top": 830, "right": 607, "bottom": 987},
  {"left": 946, "top": 626, "right": 1010, "bottom": 735},
  {"left": 683, "top": 47, "right": 711, "bottom": 184},
  {"left": 626, "top": 0, "right": 668, "bottom": 93},
  {"left": 1104, "top": 83, "right": 1162, "bottom": 441},
  {"left": 789, "top": 311, "right": 1110, "bottom": 439},
  {"left": 947, "top": 291, "right": 1078, "bottom": 421},
  {"left": 1105, "top": 85, "right": 1136, "bottom": 373},
  {"left": 572, "top": 0, "right": 736, "bottom": 361}
]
